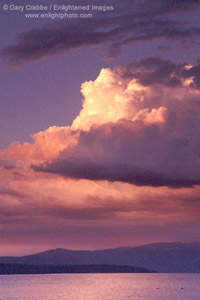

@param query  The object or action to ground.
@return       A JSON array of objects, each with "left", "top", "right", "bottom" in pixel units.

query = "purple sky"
[{"left": 0, "top": 0, "right": 200, "bottom": 255}]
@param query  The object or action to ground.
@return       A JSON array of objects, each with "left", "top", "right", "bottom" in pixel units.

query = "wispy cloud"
[{"left": 1, "top": 0, "right": 200, "bottom": 65}]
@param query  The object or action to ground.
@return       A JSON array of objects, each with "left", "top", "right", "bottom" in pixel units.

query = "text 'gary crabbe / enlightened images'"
[
  {"left": 2, "top": 4, "right": 115, "bottom": 19},
  {"left": 3, "top": 4, "right": 115, "bottom": 12}
]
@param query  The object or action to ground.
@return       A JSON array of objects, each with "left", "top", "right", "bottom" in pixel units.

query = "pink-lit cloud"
[{"left": 30, "top": 58, "right": 200, "bottom": 188}]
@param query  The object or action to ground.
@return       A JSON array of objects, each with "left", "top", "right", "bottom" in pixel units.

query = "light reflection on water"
[{"left": 0, "top": 274, "right": 199, "bottom": 300}]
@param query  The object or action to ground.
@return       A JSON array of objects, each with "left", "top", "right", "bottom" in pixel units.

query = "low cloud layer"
[
  {"left": 1, "top": 0, "right": 200, "bottom": 65},
  {"left": 1, "top": 160, "right": 200, "bottom": 254}
]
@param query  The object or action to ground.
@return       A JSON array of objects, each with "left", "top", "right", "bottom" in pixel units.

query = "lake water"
[{"left": 0, "top": 274, "right": 199, "bottom": 300}]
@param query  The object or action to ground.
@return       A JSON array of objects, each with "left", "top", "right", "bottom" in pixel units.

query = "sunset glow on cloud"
[{"left": 32, "top": 58, "right": 200, "bottom": 187}]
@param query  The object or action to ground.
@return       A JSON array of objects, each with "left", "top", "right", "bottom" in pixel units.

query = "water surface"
[{"left": 0, "top": 274, "right": 199, "bottom": 300}]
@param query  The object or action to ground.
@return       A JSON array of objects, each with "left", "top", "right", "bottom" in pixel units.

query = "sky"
[{"left": 0, "top": 0, "right": 200, "bottom": 256}]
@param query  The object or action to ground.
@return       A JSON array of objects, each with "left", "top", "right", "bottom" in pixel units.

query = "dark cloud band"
[{"left": 1, "top": 0, "right": 200, "bottom": 65}]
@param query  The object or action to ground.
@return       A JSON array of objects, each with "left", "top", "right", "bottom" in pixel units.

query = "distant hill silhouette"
[
  {"left": 0, "top": 242, "right": 199, "bottom": 273},
  {"left": 0, "top": 264, "right": 156, "bottom": 275}
]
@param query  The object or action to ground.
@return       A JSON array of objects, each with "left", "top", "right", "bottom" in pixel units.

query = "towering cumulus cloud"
[
  {"left": 2, "top": 57, "right": 200, "bottom": 187},
  {"left": 27, "top": 57, "right": 200, "bottom": 188},
  {"left": 1, "top": 56, "right": 200, "bottom": 251}
]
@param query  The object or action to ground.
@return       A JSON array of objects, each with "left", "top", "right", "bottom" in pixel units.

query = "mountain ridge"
[{"left": 0, "top": 242, "right": 199, "bottom": 273}]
